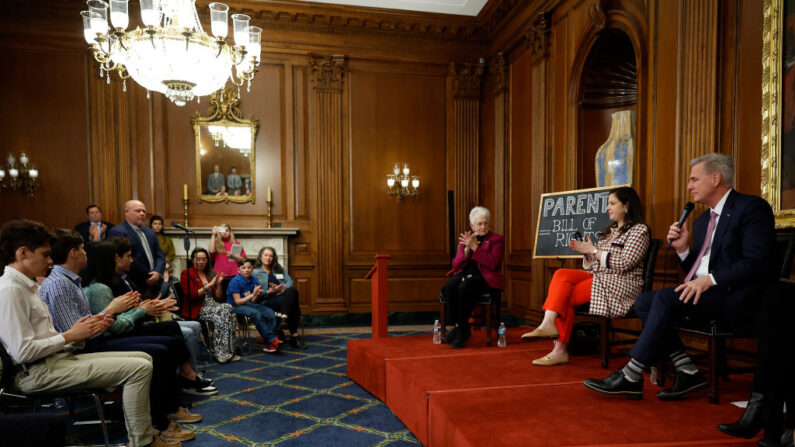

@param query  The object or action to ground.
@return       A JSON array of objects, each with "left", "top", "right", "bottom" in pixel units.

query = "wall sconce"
[
  {"left": 386, "top": 162, "right": 419, "bottom": 202},
  {"left": 0, "top": 152, "right": 39, "bottom": 196}
]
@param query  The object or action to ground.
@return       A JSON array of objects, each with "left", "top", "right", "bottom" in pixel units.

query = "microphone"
[
  {"left": 667, "top": 202, "right": 695, "bottom": 247},
  {"left": 171, "top": 222, "right": 195, "bottom": 233}
]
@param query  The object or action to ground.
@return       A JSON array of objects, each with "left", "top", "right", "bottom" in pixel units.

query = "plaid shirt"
[
  {"left": 584, "top": 224, "right": 650, "bottom": 318},
  {"left": 40, "top": 265, "right": 91, "bottom": 333}
]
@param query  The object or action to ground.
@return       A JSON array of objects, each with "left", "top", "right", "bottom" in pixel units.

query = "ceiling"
[{"left": 295, "top": 0, "right": 489, "bottom": 16}]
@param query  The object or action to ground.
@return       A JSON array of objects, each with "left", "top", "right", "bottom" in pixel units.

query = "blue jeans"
[
  {"left": 233, "top": 302, "right": 277, "bottom": 344},
  {"left": 177, "top": 320, "right": 202, "bottom": 371}
]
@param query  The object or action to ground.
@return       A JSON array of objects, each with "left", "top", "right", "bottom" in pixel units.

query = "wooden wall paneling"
[
  {"left": 646, "top": 0, "right": 679, "bottom": 238},
  {"left": 674, "top": 0, "right": 720, "bottom": 214},
  {"left": 0, "top": 48, "right": 91, "bottom": 227},
  {"left": 310, "top": 54, "right": 347, "bottom": 312},
  {"left": 731, "top": 0, "right": 764, "bottom": 195},
  {"left": 448, "top": 62, "right": 485, "bottom": 234},
  {"left": 293, "top": 65, "right": 310, "bottom": 221},
  {"left": 347, "top": 67, "right": 449, "bottom": 262},
  {"left": 490, "top": 53, "right": 509, "bottom": 236}
]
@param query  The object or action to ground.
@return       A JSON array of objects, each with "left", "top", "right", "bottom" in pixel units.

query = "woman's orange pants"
[{"left": 542, "top": 268, "right": 592, "bottom": 344}]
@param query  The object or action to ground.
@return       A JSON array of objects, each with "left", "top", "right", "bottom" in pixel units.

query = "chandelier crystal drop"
[{"left": 81, "top": 0, "right": 261, "bottom": 106}]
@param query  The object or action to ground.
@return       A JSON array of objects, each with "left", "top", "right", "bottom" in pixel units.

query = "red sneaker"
[{"left": 263, "top": 338, "right": 281, "bottom": 353}]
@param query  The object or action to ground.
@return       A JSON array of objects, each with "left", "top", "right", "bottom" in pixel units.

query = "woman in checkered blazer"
[{"left": 522, "top": 186, "right": 650, "bottom": 366}]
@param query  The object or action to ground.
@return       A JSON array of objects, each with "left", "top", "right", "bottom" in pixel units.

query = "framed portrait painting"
[{"left": 763, "top": 0, "right": 795, "bottom": 228}]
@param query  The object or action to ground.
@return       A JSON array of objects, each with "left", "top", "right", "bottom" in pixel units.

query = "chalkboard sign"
[{"left": 533, "top": 185, "right": 619, "bottom": 258}]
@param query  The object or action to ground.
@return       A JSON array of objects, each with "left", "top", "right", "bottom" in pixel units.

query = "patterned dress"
[
  {"left": 180, "top": 268, "right": 236, "bottom": 362},
  {"left": 584, "top": 224, "right": 650, "bottom": 318}
]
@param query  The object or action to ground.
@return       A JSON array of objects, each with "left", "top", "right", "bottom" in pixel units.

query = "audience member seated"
[
  {"left": 107, "top": 200, "right": 165, "bottom": 298},
  {"left": 209, "top": 223, "right": 246, "bottom": 278},
  {"left": 180, "top": 247, "right": 240, "bottom": 364},
  {"left": 253, "top": 246, "right": 307, "bottom": 349},
  {"left": 0, "top": 220, "right": 174, "bottom": 447},
  {"left": 717, "top": 280, "right": 795, "bottom": 447},
  {"left": 226, "top": 259, "right": 281, "bottom": 353},
  {"left": 522, "top": 186, "right": 649, "bottom": 366},
  {"left": 80, "top": 240, "right": 217, "bottom": 397},
  {"left": 584, "top": 154, "right": 777, "bottom": 400},
  {"left": 227, "top": 166, "right": 242, "bottom": 196},
  {"left": 207, "top": 164, "right": 225, "bottom": 196},
  {"left": 74, "top": 204, "right": 113, "bottom": 243},
  {"left": 106, "top": 236, "right": 207, "bottom": 382},
  {"left": 39, "top": 229, "right": 200, "bottom": 443},
  {"left": 150, "top": 215, "right": 175, "bottom": 282},
  {"left": 441, "top": 206, "right": 505, "bottom": 349}
]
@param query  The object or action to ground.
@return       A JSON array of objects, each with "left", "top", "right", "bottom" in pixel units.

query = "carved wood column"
[
  {"left": 309, "top": 54, "right": 346, "bottom": 310},
  {"left": 87, "top": 63, "right": 134, "bottom": 224},
  {"left": 525, "top": 12, "right": 552, "bottom": 318},
  {"left": 675, "top": 0, "right": 719, "bottom": 211},
  {"left": 490, "top": 53, "right": 509, "bottom": 235},
  {"left": 448, "top": 62, "right": 484, "bottom": 233}
]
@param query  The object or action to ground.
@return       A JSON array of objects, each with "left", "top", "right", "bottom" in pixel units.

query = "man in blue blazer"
[
  {"left": 107, "top": 200, "right": 165, "bottom": 297},
  {"left": 74, "top": 204, "right": 114, "bottom": 243},
  {"left": 584, "top": 153, "right": 777, "bottom": 400}
]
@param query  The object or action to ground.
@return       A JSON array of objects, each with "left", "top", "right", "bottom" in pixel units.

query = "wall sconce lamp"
[
  {"left": 0, "top": 152, "right": 39, "bottom": 196},
  {"left": 386, "top": 162, "right": 419, "bottom": 202}
]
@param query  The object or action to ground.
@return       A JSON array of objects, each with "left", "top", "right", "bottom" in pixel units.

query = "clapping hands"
[{"left": 459, "top": 231, "right": 479, "bottom": 254}]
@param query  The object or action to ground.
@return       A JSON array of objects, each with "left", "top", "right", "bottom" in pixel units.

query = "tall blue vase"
[{"left": 595, "top": 110, "right": 635, "bottom": 187}]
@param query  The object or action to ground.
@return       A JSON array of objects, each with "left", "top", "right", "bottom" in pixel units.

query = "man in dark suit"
[
  {"left": 107, "top": 200, "right": 165, "bottom": 297},
  {"left": 74, "top": 204, "right": 113, "bottom": 243},
  {"left": 584, "top": 153, "right": 777, "bottom": 400}
]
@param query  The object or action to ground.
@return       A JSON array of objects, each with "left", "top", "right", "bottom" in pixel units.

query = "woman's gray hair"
[
  {"left": 690, "top": 153, "right": 734, "bottom": 187},
  {"left": 469, "top": 206, "right": 491, "bottom": 225}
]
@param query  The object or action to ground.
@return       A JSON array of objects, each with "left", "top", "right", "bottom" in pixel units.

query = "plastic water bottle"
[
  {"left": 497, "top": 322, "right": 507, "bottom": 347},
  {"left": 432, "top": 320, "right": 441, "bottom": 344}
]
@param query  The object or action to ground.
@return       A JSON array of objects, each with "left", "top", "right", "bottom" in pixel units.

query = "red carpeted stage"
[{"left": 347, "top": 327, "right": 759, "bottom": 446}]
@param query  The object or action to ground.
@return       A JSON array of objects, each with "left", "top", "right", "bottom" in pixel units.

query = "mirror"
[{"left": 192, "top": 86, "right": 258, "bottom": 203}]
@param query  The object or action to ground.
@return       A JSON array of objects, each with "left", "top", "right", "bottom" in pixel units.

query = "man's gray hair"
[
  {"left": 690, "top": 153, "right": 734, "bottom": 187},
  {"left": 469, "top": 206, "right": 491, "bottom": 225}
]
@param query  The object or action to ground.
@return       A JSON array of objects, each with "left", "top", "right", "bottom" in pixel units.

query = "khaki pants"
[{"left": 15, "top": 351, "right": 154, "bottom": 447}]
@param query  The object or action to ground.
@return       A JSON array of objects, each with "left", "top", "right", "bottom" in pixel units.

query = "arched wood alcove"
[{"left": 577, "top": 29, "right": 638, "bottom": 188}]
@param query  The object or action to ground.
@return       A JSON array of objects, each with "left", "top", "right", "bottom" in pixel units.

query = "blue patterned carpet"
[{"left": 175, "top": 330, "right": 421, "bottom": 446}]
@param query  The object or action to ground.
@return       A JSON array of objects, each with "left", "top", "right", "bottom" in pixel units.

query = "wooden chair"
[
  {"left": 673, "top": 230, "right": 795, "bottom": 404},
  {"left": 575, "top": 238, "right": 663, "bottom": 369},
  {"left": 438, "top": 273, "right": 502, "bottom": 346},
  {"left": 0, "top": 344, "right": 123, "bottom": 447}
]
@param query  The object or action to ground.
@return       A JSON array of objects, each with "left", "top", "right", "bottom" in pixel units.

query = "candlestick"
[
  {"left": 183, "top": 184, "right": 188, "bottom": 200},
  {"left": 183, "top": 198, "right": 189, "bottom": 226}
]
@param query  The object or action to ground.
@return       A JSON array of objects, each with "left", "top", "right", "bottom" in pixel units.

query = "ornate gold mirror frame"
[
  {"left": 192, "top": 86, "right": 258, "bottom": 204},
  {"left": 762, "top": 0, "right": 795, "bottom": 228}
]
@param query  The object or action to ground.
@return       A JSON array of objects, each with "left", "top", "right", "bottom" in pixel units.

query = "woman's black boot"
[{"left": 717, "top": 392, "right": 766, "bottom": 439}]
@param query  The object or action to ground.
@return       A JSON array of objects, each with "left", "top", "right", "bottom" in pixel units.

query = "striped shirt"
[{"left": 40, "top": 265, "right": 91, "bottom": 333}]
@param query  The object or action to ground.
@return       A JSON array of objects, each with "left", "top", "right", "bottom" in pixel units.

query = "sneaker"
[
  {"left": 167, "top": 406, "right": 202, "bottom": 424},
  {"left": 158, "top": 422, "right": 196, "bottom": 442},
  {"left": 263, "top": 338, "right": 282, "bottom": 353},
  {"left": 181, "top": 383, "right": 218, "bottom": 396},
  {"left": 195, "top": 374, "right": 213, "bottom": 388}
]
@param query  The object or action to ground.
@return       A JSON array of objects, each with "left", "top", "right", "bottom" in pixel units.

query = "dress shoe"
[
  {"left": 718, "top": 392, "right": 766, "bottom": 439},
  {"left": 450, "top": 327, "right": 471, "bottom": 349},
  {"left": 777, "top": 428, "right": 794, "bottom": 447},
  {"left": 521, "top": 326, "right": 559, "bottom": 340},
  {"left": 583, "top": 370, "right": 643, "bottom": 399},
  {"left": 532, "top": 353, "right": 569, "bottom": 366},
  {"left": 159, "top": 422, "right": 196, "bottom": 442},
  {"left": 442, "top": 327, "right": 461, "bottom": 344},
  {"left": 657, "top": 370, "right": 708, "bottom": 400}
]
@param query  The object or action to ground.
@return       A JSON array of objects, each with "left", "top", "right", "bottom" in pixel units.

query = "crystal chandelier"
[
  {"left": 386, "top": 163, "right": 420, "bottom": 202},
  {"left": 81, "top": 0, "right": 261, "bottom": 106}
]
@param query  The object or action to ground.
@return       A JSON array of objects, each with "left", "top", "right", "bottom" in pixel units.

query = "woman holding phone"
[{"left": 253, "top": 246, "right": 307, "bottom": 349}]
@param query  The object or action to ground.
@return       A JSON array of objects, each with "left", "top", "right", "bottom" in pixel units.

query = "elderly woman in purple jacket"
[{"left": 441, "top": 206, "right": 505, "bottom": 348}]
